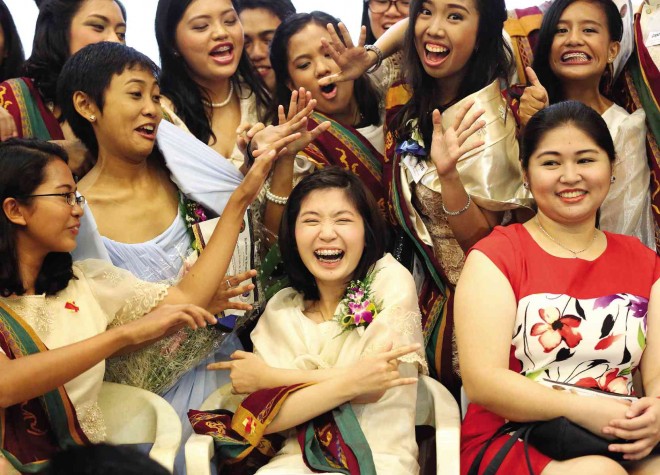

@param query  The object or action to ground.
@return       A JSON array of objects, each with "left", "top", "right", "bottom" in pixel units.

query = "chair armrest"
[
  {"left": 185, "top": 433, "right": 215, "bottom": 475},
  {"left": 419, "top": 375, "right": 461, "bottom": 475}
]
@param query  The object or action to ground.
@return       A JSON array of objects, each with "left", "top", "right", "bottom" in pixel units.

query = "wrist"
[{"left": 436, "top": 167, "right": 460, "bottom": 182}]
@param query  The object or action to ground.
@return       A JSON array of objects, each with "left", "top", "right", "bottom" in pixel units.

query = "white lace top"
[{"left": 0, "top": 260, "right": 168, "bottom": 442}]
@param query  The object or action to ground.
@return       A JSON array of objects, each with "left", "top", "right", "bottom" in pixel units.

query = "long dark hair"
[
  {"left": 268, "top": 11, "right": 381, "bottom": 127},
  {"left": 361, "top": 0, "right": 378, "bottom": 45},
  {"left": 532, "top": 0, "right": 623, "bottom": 104},
  {"left": 391, "top": 0, "right": 514, "bottom": 148},
  {"left": 279, "top": 167, "right": 387, "bottom": 301},
  {"left": 0, "top": 0, "right": 24, "bottom": 82},
  {"left": 0, "top": 139, "right": 74, "bottom": 297},
  {"left": 235, "top": 0, "right": 296, "bottom": 20},
  {"left": 58, "top": 42, "right": 160, "bottom": 159},
  {"left": 155, "top": 0, "right": 270, "bottom": 145},
  {"left": 520, "top": 100, "right": 616, "bottom": 170},
  {"left": 22, "top": 0, "right": 127, "bottom": 104}
]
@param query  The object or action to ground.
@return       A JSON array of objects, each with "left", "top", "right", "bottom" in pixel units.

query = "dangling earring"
[
  {"left": 610, "top": 176, "right": 616, "bottom": 184},
  {"left": 523, "top": 182, "right": 530, "bottom": 190},
  {"left": 89, "top": 115, "right": 96, "bottom": 122}
]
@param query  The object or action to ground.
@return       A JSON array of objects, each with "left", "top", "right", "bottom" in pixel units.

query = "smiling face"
[
  {"left": 68, "top": 0, "right": 126, "bottom": 56},
  {"left": 239, "top": 7, "right": 281, "bottom": 91},
  {"left": 368, "top": 0, "right": 410, "bottom": 39},
  {"left": 175, "top": 0, "right": 244, "bottom": 90},
  {"left": 549, "top": 0, "right": 620, "bottom": 85},
  {"left": 287, "top": 23, "right": 357, "bottom": 124},
  {"left": 294, "top": 188, "right": 366, "bottom": 290},
  {"left": 91, "top": 68, "right": 163, "bottom": 161},
  {"left": 414, "top": 0, "right": 479, "bottom": 96},
  {"left": 525, "top": 124, "right": 612, "bottom": 225},
  {"left": 15, "top": 159, "right": 83, "bottom": 256}
]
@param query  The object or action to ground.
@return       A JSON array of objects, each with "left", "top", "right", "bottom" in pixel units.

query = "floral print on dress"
[{"left": 513, "top": 293, "right": 648, "bottom": 396}]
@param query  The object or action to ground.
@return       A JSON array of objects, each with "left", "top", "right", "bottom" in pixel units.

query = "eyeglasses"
[
  {"left": 366, "top": 0, "right": 411, "bottom": 14},
  {"left": 21, "top": 192, "right": 86, "bottom": 207}
]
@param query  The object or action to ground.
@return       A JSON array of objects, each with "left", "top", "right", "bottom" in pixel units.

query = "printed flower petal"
[
  {"left": 559, "top": 325, "right": 582, "bottom": 348},
  {"left": 595, "top": 334, "right": 623, "bottom": 350},
  {"left": 605, "top": 376, "right": 629, "bottom": 395},
  {"left": 575, "top": 377, "right": 599, "bottom": 389},
  {"left": 531, "top": 322, "right": 551, "bottom": 336},
  {"left": 559, "top": 315, "right": 581, "bottom": 328},
  {"left": 539, "top": 307, "right": 560, "bottom": 324},
  {"left": 538, "top": 329, "right": 563, "bottom": 352}
]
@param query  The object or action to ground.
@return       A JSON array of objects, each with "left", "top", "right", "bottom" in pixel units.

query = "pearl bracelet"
[
  {"left": 264, "top": 183, "right": 288, "bottom": 205},
  {"left": 442, "top": 193, "right": 472, "bottom": 217}
]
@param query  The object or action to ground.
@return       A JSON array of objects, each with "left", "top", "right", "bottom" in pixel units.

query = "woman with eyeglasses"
[
  {"left": 0, "top": 138, "right": 237, "bottom": 472},
  {"left": 362, "top": 0, "right": 410, "bottom": 44}
]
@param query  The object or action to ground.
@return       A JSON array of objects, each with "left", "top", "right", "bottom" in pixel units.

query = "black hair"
[
  {"left": 279, "top": 167, "right": 387, "bottom": 301},
  {"left": 155, "top": 0, "right": 271, "bottom": 145},
  {"left": 22, "top": 0, "right": 127, "bottom": 104},
  {"left": 520, "top": 100, "right": 616, "bottom": 170},
  {"left": 361, "top": 0, "right": 378, "bottom": 45},
  {"left": 235, "top": 0, "right": 296, "bottom": 22},
  {"left": 45, "top": 444, "right": 169, "bottom": 475},
  {"left": 391, "top": 0, "right": 514, "bottom": 148},
  {"left": 0, "top": 139, "right": 74, "bottom": 297},
  {"left": 532, "top": 0, "right": 623, "bottom": 104},
  {"left": 268, "top": 11, "right": 381, "bottom": 127},
  {"left": 0, "top": 0, "right": 25, "bottom": 82},
  {"left": 58, "top": 42, "right": 159, "bottom": 158}
]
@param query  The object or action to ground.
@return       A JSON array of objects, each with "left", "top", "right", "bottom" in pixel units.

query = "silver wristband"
[
  {"left": 442, "top": 193, "right": 472, "bottom": 217},
  {"left": 365, "top": 44, "right": 384, "bottom": 73}
]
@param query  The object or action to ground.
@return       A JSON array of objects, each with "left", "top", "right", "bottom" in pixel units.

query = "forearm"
[
  {"left": 262, "top": 365, "right": 347, "bottom": 389},
  {"left": 0, "top": 326, "right": 131, "bottom": 408},
  {"left": 438, "top": 171, "right": 499, "bottom": 252},
  {"left": 263, "top": 155, "right": 296, "bottom": 245},
  {"left": 373, "top": 18, "right": 407, "bottom": 58},
  {"left": 168, "top": 194, "right": 250, "bottom": 307},
  {"left": 265, "top": 377, "right": 356, "bottom": 434}
]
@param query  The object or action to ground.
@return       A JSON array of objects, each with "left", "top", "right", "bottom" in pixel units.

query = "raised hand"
[
  {"left": 123, "top": 303, "right": 218, "bottom": 345},
  {"left": 604, "top": 397, "right": 660, "bottom": 460},
  {"left": 277, "top": 87, "right": 331, "bottom": 158},
  {"left": 318, "top": 23, "right": 372, "bottom": 86},
  {"left": 430, "top": 99, "right": 486, "bottom": 179},
  {"left": 207, "top": 350, "right": 269, "bottom": 394},
  {"left": 518, "top": 67, "right": 549, "bottom": 127},
  {"left": 208, "top": 269, "right": 257, "bottom": 315}
]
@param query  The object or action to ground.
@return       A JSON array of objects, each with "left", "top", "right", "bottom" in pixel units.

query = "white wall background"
[{"left": 6, "top": 0, "right": 544, "bottom": 63}]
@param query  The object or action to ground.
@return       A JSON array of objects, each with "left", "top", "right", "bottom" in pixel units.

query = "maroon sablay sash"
[
  {"left": 302, "top": 112, "right": 388, "bottom": 214},
  {"left": 0, "top": 301, "right": 88, "bottom": 473}
]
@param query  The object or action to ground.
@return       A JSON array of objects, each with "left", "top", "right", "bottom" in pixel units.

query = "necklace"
[
  {"left": 535, "top": 217, "right": 597, "bottom": 258},
  {"left": 201, "top": 81, "right": 234, "bottom": 108}
]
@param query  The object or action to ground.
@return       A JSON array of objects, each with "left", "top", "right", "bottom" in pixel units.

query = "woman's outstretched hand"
[
  {"left": 318, "top": 23, "right": 372, "bottom": 86},
  {"left": 518, "top": 67, "right": 549, "bottom": 128},
  {"left": 604, "top": 397, "right": 660, "bottom": 460},
  {"left": 123, "top": 304, "right": 218, "bottom": 345},
  {"left": 277, "top": 87, "right": 331, "bottom": 158},
  {"left": 430, "top": 99, "right": 486, "bottom": 179},
  {"left": 208, "top": 269, "right": 257, "bottom": 315}
]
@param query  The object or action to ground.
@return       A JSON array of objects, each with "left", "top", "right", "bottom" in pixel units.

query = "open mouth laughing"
[{"left": 314, "top": 248, "right": 345, "bottom": 263}]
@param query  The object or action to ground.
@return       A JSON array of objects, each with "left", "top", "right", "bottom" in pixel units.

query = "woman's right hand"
[
  {"left": 122, "top": 304, "right": 217, "bottom": 346},
  {"left": 0, "top": 107, "right": 17, "bottom": 141},
  {"left": 518, "top": 67, "right": 549, "bottom": 128},
  {"left": 318, "top": 23, "right": 372, "bottom": 86},
  {"left": 276, "top": 87, "right": 331, "bottom": 158},
  {"left": 347, "top": 343, "right": 420, "bottom": 398}
]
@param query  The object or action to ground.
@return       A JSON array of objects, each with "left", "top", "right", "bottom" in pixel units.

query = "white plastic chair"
[
  {"left": 98, "top": 382, "right": 182, "bottom": 473},
  {"left": 185, "top": 374, "right": 460, "bottom": 475}
]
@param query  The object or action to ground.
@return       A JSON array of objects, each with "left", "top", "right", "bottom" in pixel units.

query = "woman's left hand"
[
  {"left": 276, "top": 87, "right": 331, "bottom": 158},
  {"left": 207, "top": 269, "right": 257, "bottom": 315},
  {"left": 318, "top": 23, "right": 371, "bottom": 86},
  {"left": 207, "top": 350, "right": 270, "bottom": 394},
  {"left": 430, "top": 99, "right": 486, "bottom": 179},
  {"left": 604, "top": 397, "right": 660, "bottom": 460}
]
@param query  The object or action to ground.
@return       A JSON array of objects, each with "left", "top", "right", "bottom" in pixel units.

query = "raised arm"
[
  {"left": 0, "top": 304, "right": 216, "bottom": 408},
  {"left": 430, "top": 100, "right": 501, "bottom": 252},
  {"left": 318, "top": 19, "right": 407, "bottom": 86},
  {"left": 456, "top": 250, "right": 630, "bottom": 435}
]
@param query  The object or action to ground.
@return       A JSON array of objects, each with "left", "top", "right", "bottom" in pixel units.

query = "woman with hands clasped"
[
  {"left": 519, "top": 0, "right": 654, "bottom": 249},
  {"left": 457, "top": 101, "right": 660, "bottom": 475},
  {"left": 0, "top": 139, "right": 225, "bottom": 472},
  {"left": 201, "top": 168, "right": 427, "bottom": 474}
]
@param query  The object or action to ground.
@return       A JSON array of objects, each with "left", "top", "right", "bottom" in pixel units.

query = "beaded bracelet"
[
  {"left": 365, "top": 44, "right": 384, "bottom": 73},
  {"left": 264, "top": 183, "right": 288, "bottom": 205},
  {"left": 442, "top": 193, "right": 472, "bottom": 217}
]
